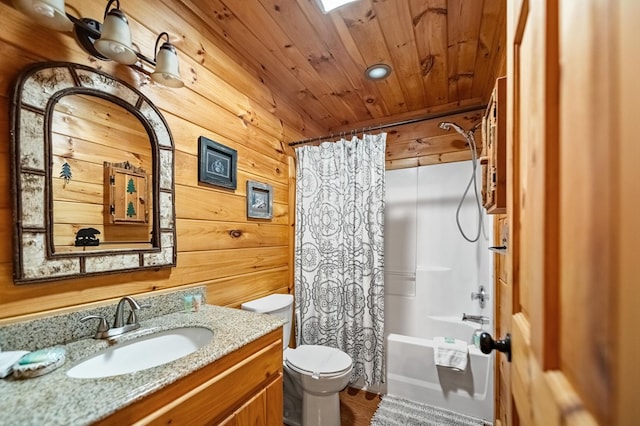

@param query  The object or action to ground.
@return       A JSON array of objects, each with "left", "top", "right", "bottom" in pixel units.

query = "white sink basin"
[{"left": 67, "top": 327, "right": 214, "bottom": 379}]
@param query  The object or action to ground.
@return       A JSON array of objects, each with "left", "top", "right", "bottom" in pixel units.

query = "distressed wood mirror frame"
[{"left": 10, "top": 62, "right": 176, "bottom": 284}]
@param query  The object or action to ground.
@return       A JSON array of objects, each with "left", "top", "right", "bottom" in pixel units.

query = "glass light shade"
[
  {"left": 315, "top": 0, "right": 359, "bottom": 13},
  {"left": 151, "top": 43, "right": 184, "bottom": 88},
  {"left": 93, "top": 8, "right": 137, "bottom": 64},
  {"left": 12, "top": 0, "right": 72, "bottom": 31}
]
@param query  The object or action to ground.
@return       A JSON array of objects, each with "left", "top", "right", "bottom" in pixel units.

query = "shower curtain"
[{"left": 294, "top": 133, "right": 386, "bottom": 386}]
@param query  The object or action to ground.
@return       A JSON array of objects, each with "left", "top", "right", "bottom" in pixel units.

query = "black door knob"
[{"left": 479, "top": 332, "right": 511, "bottom": 362}]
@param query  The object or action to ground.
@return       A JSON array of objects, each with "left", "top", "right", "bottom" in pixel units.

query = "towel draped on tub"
[{"left": 433, "top": 336, "right": 469, "bottom": 371}]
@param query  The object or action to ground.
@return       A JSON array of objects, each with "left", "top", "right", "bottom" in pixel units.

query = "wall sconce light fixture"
[
  {"left": 151, "top": 32, "right": 184, "bottom": 88},
  {"left": 92, "top": 0, "right": 137, "bottom": 65},
  {"left": 11, "top": 0, "right": 184, "bottom": 88}
]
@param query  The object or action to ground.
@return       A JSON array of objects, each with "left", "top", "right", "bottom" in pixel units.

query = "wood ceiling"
[{"left": 177, "top": 0, "right": 506, "bottom": 139}]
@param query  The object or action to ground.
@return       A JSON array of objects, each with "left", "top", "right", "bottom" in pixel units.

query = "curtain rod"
[{"left": 288, "top": 104, "right": 487, "bottom": 147}]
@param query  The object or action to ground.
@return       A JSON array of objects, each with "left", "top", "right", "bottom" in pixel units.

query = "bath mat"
[{"left": 370, "top": 394, "right": 491, "bottom": 426}]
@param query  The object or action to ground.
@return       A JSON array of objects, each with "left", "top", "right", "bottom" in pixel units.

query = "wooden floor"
[{"left": 339, "top": 387, "right": 381, "bottom": 426}]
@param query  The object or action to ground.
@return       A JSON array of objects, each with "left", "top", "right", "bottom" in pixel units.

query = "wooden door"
[{"left": 501, "top": 0, "right": 639, "bottom": 425}]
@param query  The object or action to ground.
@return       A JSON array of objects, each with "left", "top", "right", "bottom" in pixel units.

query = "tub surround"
[
  {"left": 0, "top": 290, "right": 285, "bottom": 425},
  {"left": 384, "top": 163, "right": 494, "bottom": 421}
]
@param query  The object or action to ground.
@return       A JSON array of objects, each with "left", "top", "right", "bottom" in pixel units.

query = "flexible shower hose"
[{"left": 456, "top": 130, "right": 486, "bottom": 243}]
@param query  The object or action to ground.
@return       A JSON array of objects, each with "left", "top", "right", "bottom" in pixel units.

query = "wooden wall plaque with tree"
[{"left": 104, "top": 161, "right": 150, "bottom": 224}]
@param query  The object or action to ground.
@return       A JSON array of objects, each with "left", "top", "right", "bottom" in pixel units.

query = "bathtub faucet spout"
[{"left": 462, "top": 313, "right": 490, "bottom": 325}]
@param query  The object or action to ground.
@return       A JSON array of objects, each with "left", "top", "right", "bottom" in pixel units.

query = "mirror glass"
[
  {"left": 51, "top": 94, "right": 153, "bottom": 253},
  {"left": 11, "top": 62, "right": 176, "bottom": 284}
]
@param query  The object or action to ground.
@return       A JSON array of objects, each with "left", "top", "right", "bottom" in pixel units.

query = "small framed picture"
[
  {"left": 198, "top": 136, "right": 237, "bottom": 190},
  {"left": 247, "top": 180, "right": 273, "bottom": 219}
]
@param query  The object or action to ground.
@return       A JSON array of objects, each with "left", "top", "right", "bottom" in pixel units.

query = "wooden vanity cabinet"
[
  {"left": 218, "top": 376, "right": 283, "bottom": 426},
  {"left": 481, "top": 76, "right": 507, "bottom": 214},
  {"left": 94, "top": 328, "right": 283, "bottom": 426}
]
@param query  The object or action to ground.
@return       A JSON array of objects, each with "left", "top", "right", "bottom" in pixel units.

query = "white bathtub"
[{"left": 386, "top": 316, "right": 494, "bottom": 422}]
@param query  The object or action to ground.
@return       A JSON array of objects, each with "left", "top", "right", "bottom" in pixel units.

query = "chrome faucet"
[
  {"left": 462, "top": 313, "right": 490, "bottom": 325},
  {"left": 81, "top": 296, "right": 149, "bottom": 339},
  {"left": 113, "top": 296, "right": 143, "bottom": 328}
]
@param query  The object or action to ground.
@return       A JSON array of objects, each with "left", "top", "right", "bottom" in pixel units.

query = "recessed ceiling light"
[
  {"left": 315, "top": 0, "right": 359, "bottom": 14},
  {"left": 365, "top": 64, "right": 392, "bottom": 80}
]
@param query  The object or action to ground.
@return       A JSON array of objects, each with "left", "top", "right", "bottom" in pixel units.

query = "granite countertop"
[{"left": 0, "top": 303, "right": 284, "bottom": 426}]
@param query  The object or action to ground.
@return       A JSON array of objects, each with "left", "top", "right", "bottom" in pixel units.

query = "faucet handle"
[
  {"left": 81, "top": 315, "right": 110, "bottom": 338},
  {"left": 471, "top": 285, "right": 489, "bottom": 308},
  {"left": 471, "top": 285, "right": 488, "bottom": 299}
]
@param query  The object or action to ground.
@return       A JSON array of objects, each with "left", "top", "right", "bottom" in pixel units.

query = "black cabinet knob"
[{"left": 479, "top": 332, "right": 511, "bottom": 362}]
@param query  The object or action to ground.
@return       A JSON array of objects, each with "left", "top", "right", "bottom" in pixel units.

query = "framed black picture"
[
  {"left": 247, "top": 180, "right": 273, "bottom": 219},
  {"left": 198, "top": 136, "right": 237, "bottom": 189}
]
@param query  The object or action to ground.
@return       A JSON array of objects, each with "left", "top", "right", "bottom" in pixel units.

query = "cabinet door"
[
  {"left": 234, "top": 389, "right": 267, "bottom": 426},
  {"left": 218, "top": 374, "right": 283, "bottom": 426},
  {"left": 265, "top": 374, "right": 283, "bottom": 424}
]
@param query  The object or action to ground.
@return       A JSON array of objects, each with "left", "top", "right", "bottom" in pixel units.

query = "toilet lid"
[
  {"left": 240, "top": 294, "right": 293, "bottom": 313},
  {"left": 285, "top": 345, "right": 352, "bottom": 377}
]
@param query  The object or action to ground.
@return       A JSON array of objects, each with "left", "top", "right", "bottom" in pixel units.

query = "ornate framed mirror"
[{"left": 10, "top": 62, "right": 176, "bottom": 283}]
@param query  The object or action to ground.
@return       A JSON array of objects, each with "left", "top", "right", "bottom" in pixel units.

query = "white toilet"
[{"left": 241, "top": 294, "right": 352, "bottom": 426}]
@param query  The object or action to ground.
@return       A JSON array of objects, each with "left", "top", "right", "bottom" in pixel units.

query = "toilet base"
[
  {"left": 303, "top": 392, "right": 341, "bottom": 426},
  {"left": 283, "top": 365, "right": 303, "bottom": 426}
]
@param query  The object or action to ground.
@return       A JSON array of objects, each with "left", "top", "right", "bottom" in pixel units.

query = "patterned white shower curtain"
[{"left": 294, "top": 133, "right": 386, "bottom": 386}]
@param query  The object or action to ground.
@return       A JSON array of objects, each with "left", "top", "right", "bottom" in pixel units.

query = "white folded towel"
[{"left": 433, "top": 336, "right": 468, "bottom": 371}]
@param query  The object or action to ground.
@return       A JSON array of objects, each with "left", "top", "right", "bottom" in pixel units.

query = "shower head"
[{"left": 438, "top": 121, "right": 466, "bottom": 136}]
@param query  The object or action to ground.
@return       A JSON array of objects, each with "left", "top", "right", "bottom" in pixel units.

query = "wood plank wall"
[
  {"left": 314, "top": 104, "right": 486, "bottom": 171},
  {"left": 0, "top": 0, "right": 494, "bottom": 322},
  {"left": 0, "top": 0, "right": 320, "bottom": 321}
]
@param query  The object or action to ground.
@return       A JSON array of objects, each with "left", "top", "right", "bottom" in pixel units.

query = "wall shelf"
[{"left": 481, "top": 77, "right": 507, "bottom": 214}]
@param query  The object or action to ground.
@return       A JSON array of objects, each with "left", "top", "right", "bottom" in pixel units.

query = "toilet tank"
[{"left": 241, "top": 294, "right": 293, "bottom": 349}]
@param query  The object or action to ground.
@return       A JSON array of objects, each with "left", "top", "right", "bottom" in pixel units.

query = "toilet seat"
[{"left": 285, "top": 345, "right": 352, "bottom": 379}]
